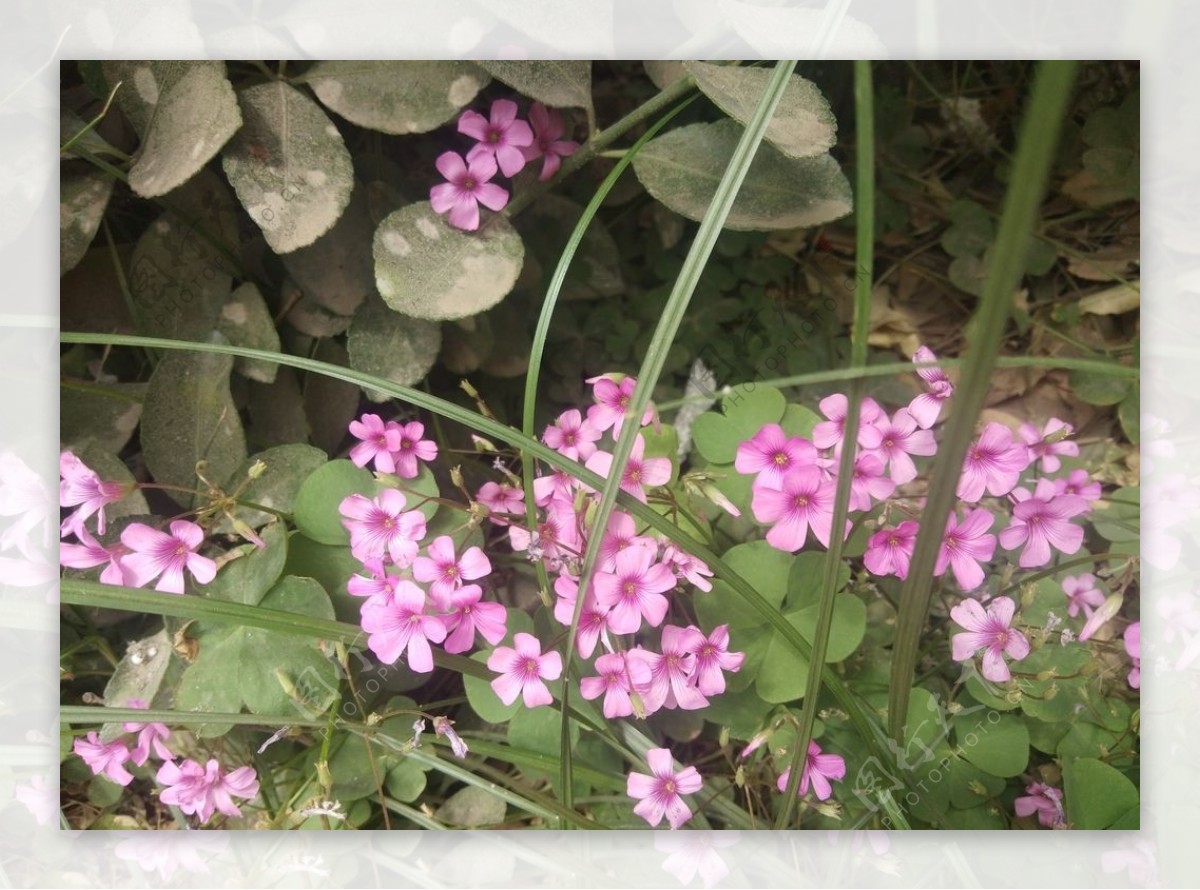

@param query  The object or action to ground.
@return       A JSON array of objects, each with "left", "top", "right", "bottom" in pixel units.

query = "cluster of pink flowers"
[
  {"left": 72, "top": 700, "right": 259, "bottom": 823},
  {"left": 348, "top": 415, "right": 438, "bottom": 479},
  {"left": 430, "top": 98, "right": 580, "bottom": 231},
  {"left": 59, "top": 452, "right": 217, "bottom": 594}
]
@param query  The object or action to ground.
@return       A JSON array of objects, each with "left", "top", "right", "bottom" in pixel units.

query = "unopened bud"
[{"left": 248, "top": 459, "right": 267, "bottom": 480}]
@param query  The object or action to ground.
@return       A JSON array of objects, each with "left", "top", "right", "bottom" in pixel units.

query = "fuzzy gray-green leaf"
[
  {"left": 60, "top": 169, "right": 113, "bottom": 275},
  {"left": 347, "top": 295, "right": 442, "bottom": 401}
]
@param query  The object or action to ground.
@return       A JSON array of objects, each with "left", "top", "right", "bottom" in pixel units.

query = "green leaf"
[
  {"left": 373, "top": 203, "right": 525, "bottom": 321},
  {"left": 687, "top": 62, "right": 836, "bottom": 159},
  {"left": 690, "top": 384, "right": 786, "bottom": 464},
  {"left": 102, "top": 61, "right": 198, "bottom": 135},
  {"left": 60, "top": 382, "right": 144, "bottom": 455},
  {"left": 222, "top": 82, "right": 355, "bottom": 253},
  {"left": 1070, "top": 367, "right": 1132, "bottom": 405},
  {"left": 204, "top": 523, "right": 289, "bottom": 605},
  {"left": 462, "top": 609, "right": 535, "bottom": 723},
  {"left": 1119, "top": 386, "right": 1140, "bottom": 443},
  {"left": 140, "top": 342, "right": 247, "bottom": 507},
  {"left": 100, "top": 628, "right": 173, "bottom": 713},
  {"left": 1091, "top": 486, "right": 1139, "bottom": 543},
  {"left": 280, "top": 184, "right": 375, "bottom": 316},
  {"left": 753, "top": 595, "right": 866, "bottom": 702},
  {"left": 386, "top": 759, "right": 428, "bottom": 803},
  {"left": 788, "top": 550, "right": 849, "bottom": 610},
  {"left": 952, "top": 712, "right": 1029, "bottom": 777},
  {"left": 217, "top": 283, "right": 281, "bottom": 383},
  {"left": 480, "top": 61, "right": 592, "bottom": 113},
  {"left": 347, "top": 295, "right": 442, "bottom": 400},
  {"left": 632, "top": 119, "right": 852, "bottom": 231},
  {"left": 60, "top": 169, "right": 113, "bottom": 275},
  {"left": 127, "top": 63, "right": 241, "bottom": 198},
  {"left": 292, "top": 460, "right": 376, "bottom": 546},
  {"left": 218, "top": 444, "right": 328, "bottom": 532},
  {"left": 435, "top": 785, "right": 506, "bottom": 828},
  {"left": 307, "top": 61, "right": 489, "bottom": 135},
  {"left": 1063, "top": 757, "right": 1139, "bottom": 829},
  {"left": 282, "top": 532, "right": 362, "bottom": 623},
  {"left": 946, "top": 756, "right": 1006, "bottom": 809},
  {"left": 941, "top": 200, "right": 993, "bottom": 258}
]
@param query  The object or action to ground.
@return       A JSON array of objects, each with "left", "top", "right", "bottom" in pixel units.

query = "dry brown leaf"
[
  {"left": 1079, "top": 283, "right": 1140, "bottom": 316},
  {"left": 1067, "top": 245, "right": 1138, "bottom": 282}
]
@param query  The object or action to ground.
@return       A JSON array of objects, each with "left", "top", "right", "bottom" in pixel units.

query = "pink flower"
[
  {"left": 580, "top": 652, "right": 651, "bottom": 719},
  {"left": 346, "top": 560, "right": 402, "bottom": 602},
  {"left": 533, "top": 467, "right": 578, "bottom": 507},
  {"left": 1053, "top": 468, "right": 1102, "bottom": 503},
  {"left": 1061, "top": 573, "right": 1106, "bottom": 618},
  {"left": 908, "top": 345, "right": 954, "bottom": 429},
  {"left": 338, "top": 489, "right": 427, "bottom": 567},
  {"left": 521, "top": 102, "right": 579, "bottom": 180},
  {"left": 59, "top": 522, "right": 132, "bottom": 586},
  {"left": 487, "top": 632, "right": 563, "bottom": 708},
  {"left": 777, "top": 740, "right": 846, "bottom": 801},
  {"left": 627, "top": 747, "right": 703, "bottom": 829},
  {"left": 957, "top": 422, "right": 1031, "bottom": 502},
  {"left": 123, "top": 699, "right": 174, "bottom": 765},
  {"left": 1014, "top": 781, "right": 1066, "bottom": 828},
  {"left": 949, "top": 595, "right": 1030, "bottom": 682},
  {"left": 360, "top": 580, "right": 447, "bottom": 672},
  {"left": 156, "top": 758, "right": 259, "bottom": 823},
  {"left": 508, "top": 500, "right": 581, "bottom": 571},
  {"left": 347, "top": 414, "right": 402, "bottom": 474},
  {"left": 1079, "top": 592, "right": 1122, "bottom": 642},
  {"left": 1018, "top": 417, "right": 1079, "bottom": 473},
  {"left": 543, "top": 409, "right": 601, "bottom": 463},
  {"left": 59, "top": 451, "right": 126, "bottom": 535},
  {"left": 1124, "top": 622, "right": 1140, "bottom": 689},
  {"left": 870, "top": 408, "right": 937, "bottom": 484},
  {"left": 74, "top": 731, "right": 134, "bottom": 785},
  {"left": 120, "top": 520, "right": 217, "bottom": 594},
  {"left": 999, "top": 479, "right": 1089, "bottom": 568},
  {"left": 848, "top": 452, "right": 895, "bottom": 511},
  {"left": 389, "top": 421, "right": 438, "bottom": 480},
  {"left": 863, "top": 520, "right": 919, "bottom": 580},
  {"left": 629, "top": 626, "right": 709, "bottom": 713},
  {"left": 735, "top": 424, "right": 819, "bottom": 490},
  {"left": 584, "top": 434, "right": 672, "bottom": 504},
  {"left": 662, "top": 542, "right": 714, "bottom": 592},
  {"left": 433, "top": 716, "right": 470, "bottom": 759},
  {"left": 811, "top": 393, "right": 884, "bottom": 452},
  {"left": 429, "top": 151, "right": 509, "bottom": 231},
  {"left": 586, "top": 375, "right": 656, "bottom": 439},
  {"left": 597, "top": 511, "right": 655, "bottom": 572},
  {"left": 688, "top": 625, "right": 745, "bottom": 696},
  {"left": 476, "top": 481, "right": 524, "bottom": 516},
  {"left": 552, "top": 573, "right": 609, "bottom": 659},
  {"left": 594, "top": 544, "right": 676, "bottom": 634},
  {"left": 412, "top": 535, "right": 492, "bottom": 609},
  {"left": 460, "top": 98, "right": 534, "bottom": 177},
  {"left": 440, "top": 584, "right": 508, "bottom": 654},
  {"left": 751, "top": 465, "right": 846, "bottom": 552},
  {"left": 935, "top": 508, "right": 997, "bottom": 591}
]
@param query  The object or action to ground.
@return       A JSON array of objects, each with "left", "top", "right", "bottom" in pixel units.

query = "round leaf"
[
  {"left": 222, "top": 82, "right": 355, "bottom": 253},
  {"left": 481, "top": 61, "right": 592, "bottom": 112},
  {"left": 633, "top": 120, "right": 852, "bottom": 231},
  {"left": 347, "top": 295, "right": 442, "bottom": 401},
  {"left": 219, "top": 443, "right": 329, "bottom": 532},
  {"left": 280, "top": 184, "right": 375, "bottom": 316},
  {"left": 687, "top": 62, "right": 836, "bottom": 159},
  {"left": 952, "top": 712, "right": 1030, "bottom": 778},
  {"left": 292, "top": 459, "right": 376, "bottom": 546},
  {"left": 217, "top": 282, "right": 281, "bottom": 383},
  {"left": 1063, "top": 757, "right": 1139, "bottom": 829},
  {"left": 308, "top": 61, "right": 488, "bottom": 135},
  {"left": 60, "top": 169, "right": 113, "bottom": 275},
  {"left": 374, "top": 202, "right": 524, "bottom": 321}
]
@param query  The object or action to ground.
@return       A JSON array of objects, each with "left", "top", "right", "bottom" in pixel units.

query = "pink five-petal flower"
[
  {"left": 580, "top": 651, "right": 651, "bottom": 719},
  {"left": 123, "top": 699, "right": 174, "bottom": 765},
  {"left": 59, "top": 522, "right": 132, "bottom": 586},
  {"left": 777, "top": 740, "right": 846, "bottom": 801},
  {"left": 597, "top": 511, "right": 656, "bottom": 572},
  {"left": 751, "top": 465, "right": 846, "bottom": 552},
  {"left": 629, "top": 625, "right": 709, "bottom": 713},
  {"left": 347, "top": 414, "right": 402, "bottom": 474},
  {"left": 476, "top": 481, "right": 524, "bottom": 516},
  {"left": 734, "top": 423, "right": 819, "bottom": 490},
  {"left": 1014, "top": 781, "right": 1066, "bottom": 828},
  {"left": 460, "top": 98, "right": 534, "bottom": 177},
  {"left": 627, "top": 747, "right": 703, "bottom": 829},
  {"left": 999, "top": 479, "right": 1089, "bottom": 568},
  {"left": 864, "top": 520, "right": 919, "bottom": 580},
  {"left": 909, "top": 345, "right": 954, "bottom": 429},
  {"left": 849, "top": 452, "right": 896, "bottom": 511},
  {"left": 156, "top": 758, "right": 259, "bottom": 823},
  {"left": 586, "top": 375, "right": 656, "bottom": 439},
  {"left": 662, "top": 542, "right": 714, "bottom": 592},
  {"left": 1054, "top": 468, "right": 1102, "bottom": 503},
  {"left": 934, "top": 508, "right": 997, "bottom": 591},
  {"left": 412, "top": 535, "right": 492, "bottom": 610},
  {"left": 689, "top": 624, "right": 745, "bottom": 696},
  {"left": 1061, "top": 573, "right": 1106, "bottom": 618},
  {"left": 1018, "top": 417, "right": 1080, "bottom": 474},
  {"left": 543, "top": 408, "right": 602, "bottom": 462},
  {"left": 487, "top": 632, "right": 563, "bottom": 708},
  {"left": 812, "top": 393, "right": 885, "bottom": 452},
  {"left": 360, "top": 580, "right": 446, "bottom": 672},
  {"left": 957, "top": 422, "right": 1031, "bottom": 502},
  {"left": 429, "top": 151, "right": 509, "bottom": 231},
  {"left": 594, "top": 544, "right": 676, "bottom": 635},
  {"left": 871, "top": 408, "right": 937, "bottom": 484},
  {"left": 346, "top": 560, "right": 402, "bottom": 603},
  {"left": 949, "top": 595, "right": 1030, "bottom": 682},
  {"left": 533, "top": 467, "right": 578, "bottom": 507},
  {"left": 59, "top": 451, "right": 126, "bottom": 535},
  {"left": 388, "top": 421, "right": 438, "bottom": 479},
  {"left": 120, "top": 520, "right": 216, "bottom": 595},
  {"left": 338, "top": 489, "right": 427, "bottom": 567},
  {"left": 521, "top": 102, "right": 579, "bottom": 180},
  {"left": 74, "top": 731, "right": 134, "bottom": 786},
  {"left": 1124, "top": 622, "right": 1141, "bottom": 689},
  {"left": 441, "top": 584, "right": 508, "bottom": 654},
  {"left": 552, "top": 573, "right": 610, "bottom": 658},
  {"left": 584, "top": 434, "right": 672, "bottom": 504}
]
